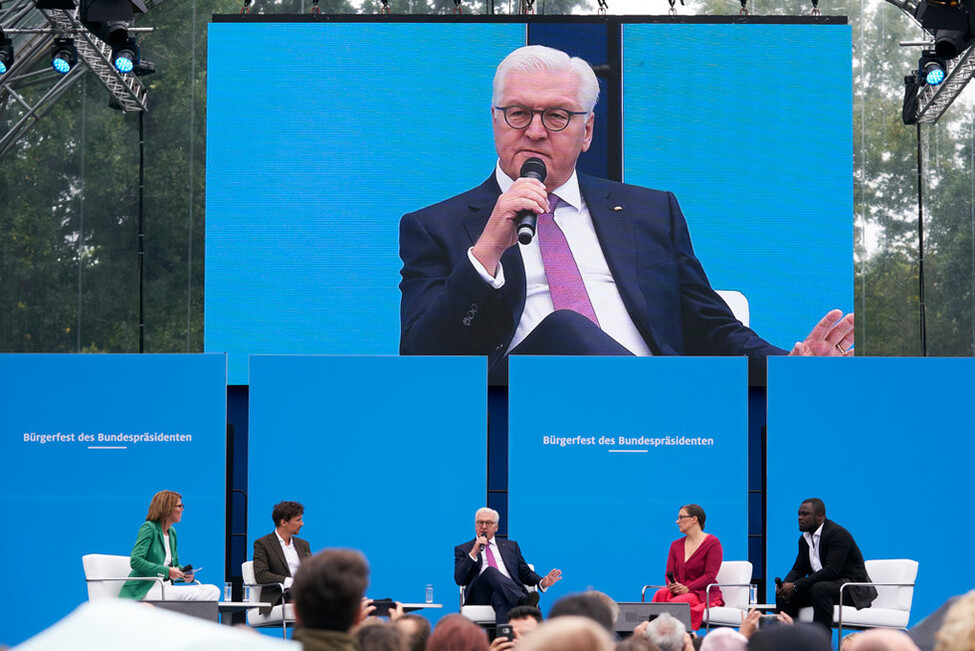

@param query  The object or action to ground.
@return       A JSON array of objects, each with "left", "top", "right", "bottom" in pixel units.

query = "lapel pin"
[{"left": 613, "top": 206, "right": 623, "bottom": 212}]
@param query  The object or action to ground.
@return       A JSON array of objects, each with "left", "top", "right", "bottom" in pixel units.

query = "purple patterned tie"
[
  {"left": 485, "top": 542, "right": 499, "bottom": 569},
  {"left": 537, "top": 195, "right": 600, "bottom": 327}
]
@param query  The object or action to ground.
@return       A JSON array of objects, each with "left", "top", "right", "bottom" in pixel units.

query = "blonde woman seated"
[
  {"left": 118, "top": 490, "right": 220, "bottom": 601},
  {"left": 651, "top": 504, "right": 723, "bottom": 630}
]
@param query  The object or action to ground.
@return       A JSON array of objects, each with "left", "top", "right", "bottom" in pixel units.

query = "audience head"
[
  {"left": 617, "top": 636, "right": 662, "bottom": 651},
  {"left": 699, "top": 628, "right": 747, "bottom": 651},
  {"left": 679, "top": 504, "right": 707, "bottom": 530},
  {"left": 145, "top": 490, "right": 182, "bottom": 523},
  {"left": 519, "top": 616, "right": 615, "bottom": 651},
  {"left": 507, "top": 605, "right": 543, "bottom": 639},
  {"left": 271, "top": 500, "right": 304, "bottom": 528},
  {"left": 935, "top": 590, "right": 975, "bottom": 651},
  {"left": 292, "top": 549, "right": 369, "bottom": 632},
  {"left": 356, "top": 621, "right": 408, "bottom": 651},
  {"left": 585, "top": 590, "right": 620, "bottom": 628},
  {"left": 393, "top": 613, "right": 431, "bottom": 651},
  {"left": 644, "top": 613, "right": 687, "bottom": 651},
  {"left": 843, "top": 629, "right": 919, "bottom": 651},
  {"left": 748, "top": 623, "right": 830, "bottom": 651},
  {"left": 549, "top": 593, "right": 615, "bottom": 632},
  {"left": 427, "top": 614, "right": 489, "bottom": 651}
]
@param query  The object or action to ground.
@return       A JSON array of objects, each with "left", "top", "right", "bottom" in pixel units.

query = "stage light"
[
  {"left": 112, "top": 38, "right": 138, "bottom": 73},
  {"left": 51, "top": 37, "right": 78, "bottom": 74},
  {"left": 35, "top": 0, "right": 78, "bottom": 9},
  {"left": 0, "top": 31, "right": 13, "bottom": 76},
  {"left": 919, "top": 50, "right": 948, "bottom": 85}
]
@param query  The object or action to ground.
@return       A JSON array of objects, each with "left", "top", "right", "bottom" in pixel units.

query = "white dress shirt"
[
  {"left": 803, "top": 523, "right": 825, "bottom": 573},
  {"left": 276, "top": 531, "right": 302, "bottom": 589},
  {"left": 467, "top": 164, "right": 652, "bottom": 357}
]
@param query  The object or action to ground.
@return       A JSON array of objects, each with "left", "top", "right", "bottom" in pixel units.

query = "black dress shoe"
[{"left": 521, "top": 592, "right": 540, "bottom": 608}]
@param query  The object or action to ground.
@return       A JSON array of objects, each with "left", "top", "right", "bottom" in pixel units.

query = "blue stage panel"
[
  {"left": 623, "top": 23, "right": 853, "bottom": 352},
  {"left": 508, "top": 356, "right": 748, "bottom": 606},
  {"left": 767, "top": 357, "right": 975, "bottom": 626},
  {"left": 0, "top": 354, "right": 227, "bottom": 646},
  {"left": 247, "top": 355, "right": 486, "bottom": 622},
  {"left": 205, "top": 23, "right": 525, "bottom": 384}
]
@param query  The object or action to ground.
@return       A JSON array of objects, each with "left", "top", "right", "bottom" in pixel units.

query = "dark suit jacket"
[
  {"left": 783, "top": 519, "right": 878, "bottom": 609},
  {"left": 454, "top": 537, "right": 543, "bottom": 598},
  {"left": 399, "top": 173, "right": 786, "bottom": 381},
  {"left": 253, "top": 532, "right": 312, "bottom": 613}
]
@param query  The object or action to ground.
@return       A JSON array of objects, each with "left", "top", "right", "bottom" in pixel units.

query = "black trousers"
[
  {"left": 464, "top": 567, "right": 528, "bottom": 625},
  {"left": 778, "top": 579, "right": 856, "bottom": 630}
]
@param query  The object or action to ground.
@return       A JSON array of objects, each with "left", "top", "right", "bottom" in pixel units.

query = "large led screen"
[
  {"left": 206, "top": 19, "right": 853, "bottom": 384},
  {"left": 0, "top": 354, "right": 227, "bottom": 646},
  {"left": 508, "top": 356, "right": 748, "bottom": 604},
  {"left": 247, "top": 355, "right": 487, "bottom": 623},
  {"left": 767, "top": 357, "right": 975, "bottom": 626}
]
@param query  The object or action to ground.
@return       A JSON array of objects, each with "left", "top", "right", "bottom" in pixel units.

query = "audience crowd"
[{"left": 287, "top": 547, "right": 972, "bottom": 651}]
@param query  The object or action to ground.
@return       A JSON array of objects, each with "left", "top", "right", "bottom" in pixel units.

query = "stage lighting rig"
[
  {"left": 0, "top": 30, "right": 13, "bottom": 76},
  {"left": 111, "top": 36, "right": 138, "bottom": 73},
  {"left": 51, "top": 37, "right": 79, "bottom": 74},
  {"left": 919, "top": 49, "right": 947, "bottom": 83}
]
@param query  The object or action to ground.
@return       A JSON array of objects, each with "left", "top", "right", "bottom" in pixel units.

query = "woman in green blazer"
[{"left": 118, "top": 490, "right": 220, "bottom": 601}]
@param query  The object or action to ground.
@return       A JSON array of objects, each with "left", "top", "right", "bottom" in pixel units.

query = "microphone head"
[{"left": 519, "top": 157, "right": 547, "bottom": 183}]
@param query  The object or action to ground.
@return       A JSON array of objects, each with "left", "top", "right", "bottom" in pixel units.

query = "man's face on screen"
[
  {"left": 493, "top": 69, "right": 593, "bottom": 192},
  {"left": 475, "top": 512, "right": 498, "bottom": 540}
]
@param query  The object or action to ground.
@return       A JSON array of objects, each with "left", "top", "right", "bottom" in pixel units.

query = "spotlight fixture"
[
  {"left": 919, "top": 49, "right": 948, "bottom": 85},
  {"left": 35, "top": 0, "right": 78, "bottom": 9},
  {"left": 111, "top": 37, "right": 138, "bottom": 73},
  {"left": 0, "top": 31, "right": 13, "bottom": 76},
  {"left": 51, "top": 37, "right": 78, "bottom": 74}
]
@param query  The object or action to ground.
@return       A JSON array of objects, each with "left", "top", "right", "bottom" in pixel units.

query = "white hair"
[
  {"left": 475, "top": 507, "right": 500, "bottom": 523},
  {"left": 492, "top": 45, "right": 600, "bottom": 113},
  {"left": 645, "top": 613, "right": 686, "bottom": 651},
  {"left": 700, "top": 627, "right": 748, "bottom": 651}
]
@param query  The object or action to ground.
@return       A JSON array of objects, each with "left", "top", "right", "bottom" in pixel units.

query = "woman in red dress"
[{"left": 651, "top": 504, "right": 723, "bottom": 630}]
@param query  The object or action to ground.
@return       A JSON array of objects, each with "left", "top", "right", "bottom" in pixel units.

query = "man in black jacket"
[{"left": 776, "top": 498, "right": 877, "bottom": 630}]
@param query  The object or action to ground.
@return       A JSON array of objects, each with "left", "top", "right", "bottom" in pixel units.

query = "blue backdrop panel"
[
  {"left": 508, "top": 356, "right": 748, "bottom": 605},
  {"left": 622, "top": 24, "right": 853, "bottom": 352},
  {"left": 767, "top": 357, "right": 975, "bottom": 625},
  {"left": 247, "top": 355, "right": 486, "bottom": 621},
  {"left": 205, "top": 23, "right": 525, "bottom": 384},
  {"left": 0, "top": 354, "right": 227, "bottom": 646}
]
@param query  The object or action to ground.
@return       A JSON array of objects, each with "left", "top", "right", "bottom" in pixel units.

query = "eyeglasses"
[
  {"left": 475, "top": 520, "right": 497, "bottom": 527},
  {"left": 676, "top": 514, "right": 693, "bottom": 520},
  {"left": 494, "top": 105, "right": 589, "bottom": 132},
  {"left": 175, "top": 504, "right": 185, "bottom": 509}
]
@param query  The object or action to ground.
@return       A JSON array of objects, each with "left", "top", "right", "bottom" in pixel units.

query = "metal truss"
[
  {"left": 0, "top": 0, "right": 147, "bottom": 158},
  {"left": 884, "top": 0, "right": 975, "bottom": 124},
  {"left": 915, "top": 43, "right": 975, "bottom": 122}
]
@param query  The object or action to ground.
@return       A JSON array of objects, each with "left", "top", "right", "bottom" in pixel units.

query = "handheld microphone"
[{"left": 515, "top": 157, "right": 548, "bottom": 245}]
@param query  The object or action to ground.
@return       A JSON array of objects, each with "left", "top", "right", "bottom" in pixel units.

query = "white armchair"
[
  {"left": 796, "top": 558, "right": 919, "bottom": 638},
  {"left": 242, "top": 560, "right": 293, "bottom": 638},
  {"left": 703, "top": 561, "right": 754, "bottom": 631},
  {"left": 642, "top": 560, "right": 753, "bottom": 632},
  {"left": 82, "top": 553, "right": 165, "bottom": 600}
]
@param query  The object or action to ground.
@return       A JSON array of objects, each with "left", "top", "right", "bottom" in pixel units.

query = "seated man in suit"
[
  {"left": 398, "top": 45, "right": 854, "bottom": 384},
  {"left": 776, "top": 498, "right": 877, "bottom": 631},
  {"left": 253, "top": 500, "right": 312, "bottom": 614},
  {"left": 455, "top": 507, "right": 562, "bottom": 625}
]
